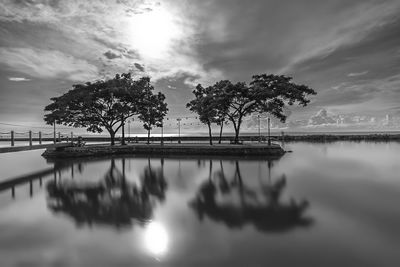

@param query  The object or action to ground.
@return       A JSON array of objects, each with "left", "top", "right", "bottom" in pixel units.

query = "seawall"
[{"left": 42, "top": 143, "right": 285, "bottom": 159}]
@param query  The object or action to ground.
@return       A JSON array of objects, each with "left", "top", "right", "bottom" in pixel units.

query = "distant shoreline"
[{"left": 1, "top": 133, "right": 400, "bottom": 144}]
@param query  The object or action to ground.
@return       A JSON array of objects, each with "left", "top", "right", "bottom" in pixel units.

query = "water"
[{"left": 0, "top": 142, "right": 400, "bottom": 266}]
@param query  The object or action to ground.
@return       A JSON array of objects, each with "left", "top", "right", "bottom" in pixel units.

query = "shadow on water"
[
  {"left": 46, "top": 158, "right": 167, "bottom": 228},
  {"left": 189, "top": 159, "right": 313, "bottom": 233}
]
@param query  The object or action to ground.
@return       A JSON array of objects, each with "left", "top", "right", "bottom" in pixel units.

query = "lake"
[{"left": 1, "top": 141, "right": 400, "bottom": 267}]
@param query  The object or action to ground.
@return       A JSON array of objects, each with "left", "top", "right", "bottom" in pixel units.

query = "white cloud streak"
[
  {"left": 0, "top": 47, "right": 98, "bottom": 81},
  {"left": 280, "top": 1, "right": 400, "bottom": 74},
  {"left": 348, "top": 71, "right": 368, "bottom": 77},
  {"left": 8, "top": 77, "right": 31, "bottom": 82}
]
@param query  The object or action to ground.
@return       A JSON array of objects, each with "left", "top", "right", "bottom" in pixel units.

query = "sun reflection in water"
[{"left": 144, "top": 221, "right": 169, "bottom": 258}]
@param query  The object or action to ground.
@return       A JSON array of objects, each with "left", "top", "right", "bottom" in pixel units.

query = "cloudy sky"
[{"left": 0, "top": 0, "right": 400, "bottom": 131}]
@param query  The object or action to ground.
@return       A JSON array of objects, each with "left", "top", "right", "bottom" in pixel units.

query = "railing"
[{"left": 0, "top": 130, "right": 76, "bottom": 147}]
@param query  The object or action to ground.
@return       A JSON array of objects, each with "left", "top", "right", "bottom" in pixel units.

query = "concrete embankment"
[
  {"left": 42, "top": 143, "right": 285, "bottom": 159},
  {"left": 0, "top": 143, "right": 71, "bottom": 154}
]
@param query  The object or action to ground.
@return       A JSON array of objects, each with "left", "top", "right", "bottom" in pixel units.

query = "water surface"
[{"left": 1, "top": 142, "right": 400, "bottom": 267}]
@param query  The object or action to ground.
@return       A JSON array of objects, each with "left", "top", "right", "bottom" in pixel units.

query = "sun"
[
  {"left": 128, "top": 6, "right": 181, "bottom": 59},
  {"left": 144, "top": 221, "right": 169, "bottom": 256}
]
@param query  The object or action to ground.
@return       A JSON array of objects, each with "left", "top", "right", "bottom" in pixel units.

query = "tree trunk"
[
  {"left": 109, "top": 130, "right": 116, "bottom": 146},
  {"left": 209, "top": 160, "right": 213, "bottom": 181},
  {"left": 218, "top": 123, "right": 224, "bottom": 144},
  {"left": 147, "top": 129, "right": 151, "bottom": 144},
  {"left": 234, "top": 118, "right": 242, "bottom": 144},
  {"left": 207, "top": 122, "right": 213, "bottom": 145},
  {"left": 121, "top": 119, "right": 125, "bottom": 145}
]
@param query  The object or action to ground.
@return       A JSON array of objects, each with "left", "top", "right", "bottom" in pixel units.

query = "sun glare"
[
  {"left": 144, "top": 221, "right": 169, "bottom": 256},
  {"left": 128, "top": 7, "right": 181, "bottom": 58}
]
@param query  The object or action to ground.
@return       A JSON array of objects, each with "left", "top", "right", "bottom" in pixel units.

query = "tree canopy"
[
  {"left": 44, "top": 73, "right": 166, "bottom": 145},
  {"left": 138, "top": 81, "right": 168, "bottom": 144},
  {"left": 187, "top": 74, "right": 316, "bottom": 143}
]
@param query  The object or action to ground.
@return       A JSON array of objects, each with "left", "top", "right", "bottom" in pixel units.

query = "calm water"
[{"left": 1, "top": 142, "right": 400, "bottom": 267}]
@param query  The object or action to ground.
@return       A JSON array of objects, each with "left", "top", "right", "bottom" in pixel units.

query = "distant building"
[{"left": 384, "top": 114, "right": 393, "bottom": 126}]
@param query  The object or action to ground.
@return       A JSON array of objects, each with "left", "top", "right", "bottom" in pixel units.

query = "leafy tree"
[
  {"left": 211, "top": 80, "right": 232, "bottom": 143},
  {"left": 223, "top": 74, "right": 316, "bottom": 143},
  {"left": 44, "top": 73, "right": 146, "bottom": 145},
  {"left": 138, "top": 81, "right": 168, "bottom": 144},
  {"left": 186, "top": 84, "right": 219, "bottom": 145}
]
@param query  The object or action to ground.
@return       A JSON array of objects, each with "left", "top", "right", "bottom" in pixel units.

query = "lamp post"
[
  {"left": 161, "top": 119, "right": 164, "bottom": 145},
  {"left": 177, "top": 118, "right": 181, "bottom": 144},
  {"left": 121, "top": 116, "right": 126, "bottom": 145},
  {"left": 257, "top": 114, "right": 261, "bottom": 143},
  {"left": 53, "top": 121, "right": 56, "bottom": 144},
  {"left": 267, "top": 117, "right": 271, "bottom": 146},
  {"left": 128, "top": 120, "right": 131, "bottom": 143}
]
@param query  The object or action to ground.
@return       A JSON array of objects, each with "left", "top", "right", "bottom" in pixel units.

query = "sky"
[{"left": 0, "top": 0, "right": 400, "bottom": 132}]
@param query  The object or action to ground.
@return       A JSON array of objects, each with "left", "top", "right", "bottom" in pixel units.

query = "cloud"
[
  {"left": 1, "top": 0, "right": 400, "bottom": 125},
  {"left": 103, "top": 50, "right": 121, "bottom": 60},
  {"left": 0, "top": 0, "right": 222, "bottom": 85},
  {"left": 8, "top": 77, "right": 31, "bottom": 82},
  {"left": 308, "top": 109, "right": 337, "bottom": 125},
  {"left": 134, "top": 63, "right": 144, "bottom": 72},
  {"left": 348, "top": 71, "right": 368, "bottom": 77},
  {"left": 280, "top": 1, "right": 400, "bottom": 74},
  {"left": 0, "top": 47, "right": 98, "bottom": 81}
]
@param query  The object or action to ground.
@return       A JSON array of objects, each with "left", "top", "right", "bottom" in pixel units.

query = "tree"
[
  {"left": 186, "top": 84, "right": 219, "bottom": 145},
  {"left": 138, "top": 82, "right": 168, "bottom": 144},
  {"left": 211, "top": 80, "right": 231, "bottom": 143},
  {"left": 44, "top": 73, "right": 146, "bottom": 145},
  {"left": 222, "top": 74, "right": 316, "bottom": 143}
]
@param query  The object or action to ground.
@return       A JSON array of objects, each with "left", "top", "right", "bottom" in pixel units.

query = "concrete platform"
[{"left": 42, "top": 143, "right": 285, "bottom": 159}]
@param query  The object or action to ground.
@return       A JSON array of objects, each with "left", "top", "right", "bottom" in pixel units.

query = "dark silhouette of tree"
[
  {"left": 187, "top": 74, "right": 316, "bottom": 144},
  {"left": 186, "top": 84, "right": 219, "bottom": 145},
  {"left": 212, "top": 81, "right": 232, "bottom": 144},
  {"left": 226, "top": 75, "right": 316, "bottom": 143},
  {"left": 44, "top": 74, "right": 163, "bottom": 145},
  {"left": 46, "top": 158, "right": 167, "bottom": 228},
  {"left": 189, "top": 160, "right": 313, "bottom": 232},
  {"left": 138, "top": 81, "right": 168, "bottom": 144},
  {"left": 141, "top": 158, "right": 168, "bottom": 201}
]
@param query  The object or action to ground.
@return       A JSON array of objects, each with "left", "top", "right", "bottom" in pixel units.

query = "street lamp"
[
  {"left": 257, "top": 114, "right": 261, "bottom": 143},
  {"left": 177, "top": 118, "right": 181, "bottom": 144},
  {"left": 128, "top": 120, "right": 131, "bottom": 143},
  {"left": 267, "top": 117, "right": 271, "bottom": 146},
  {"left": 121, "top": 116, "right": 126, "bottom": 145},
  {"left": 53, "top": 121, "right": 56, "bottom": 144},
  {"left": 161, "top": 119, "right": 164, "bottom": 145}
]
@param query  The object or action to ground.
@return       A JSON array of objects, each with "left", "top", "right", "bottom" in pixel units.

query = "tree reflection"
[
  {"left": 46, "top": 158, "right": 167, "bottom": 228},
  {"left": 189, "top": 160, "right": 313, "bottom": 232}
]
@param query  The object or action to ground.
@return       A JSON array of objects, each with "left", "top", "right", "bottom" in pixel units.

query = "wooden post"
[
  {"left": 11, "top": 130, "right": 14, "bottom": 147},
  {"left": 29, "top": 180, "right": 33, "bottom": 197},
  {"left": 58, "top": 132, "right": 61, "bottom": 143},
  {"left": 70, "top": 132, "right": 73, "bottom": 144},
  {"left": 29, "top": 130, "right": 32, "bottom": 147},
  {"left": 39, "top": 131, "right": 42, "bottom": 144}
]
